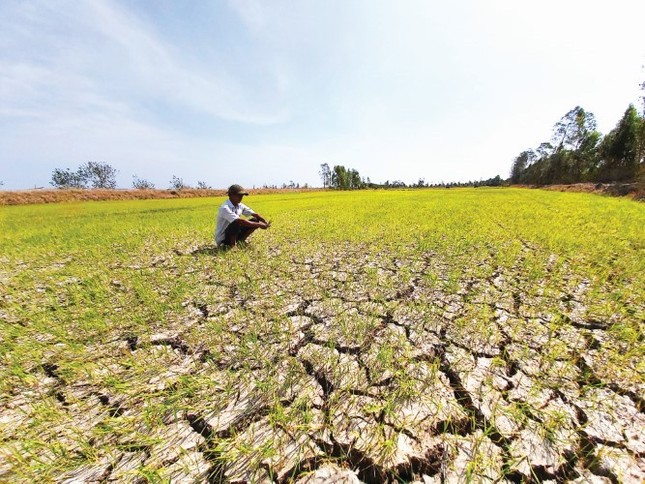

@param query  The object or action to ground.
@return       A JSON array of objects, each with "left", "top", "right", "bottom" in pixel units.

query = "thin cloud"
[{"left": 1, "top": 0, "right": 288, "bottom": 127}]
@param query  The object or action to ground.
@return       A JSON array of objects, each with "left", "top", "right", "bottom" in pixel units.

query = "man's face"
[{"left": 230, "top": 193, "right": 243, "bottom": 205}]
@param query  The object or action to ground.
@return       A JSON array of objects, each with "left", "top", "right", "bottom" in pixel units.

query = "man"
[{"left": 215, "top": 184, "right": 270, "bottom": 248}]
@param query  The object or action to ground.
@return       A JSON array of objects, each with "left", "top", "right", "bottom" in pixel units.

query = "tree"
[
  {"left": 331, "top": 165, "right": 348, "bottom": 189},
  {"left": 330, "top": 165, "right": 360, "bottom": 189},
  {"left": 510, "top": 150, "right": 536, "bottom": 183},
  {"left": 169, "top": 176, "right": 188, "bottom": 190},
  {"left": 537, "top": 106, "right": 601, "bottom": 183},
  {"left": 535, "top": 142, "right": 554, "bottom": 160},
  {"left": 638, "top": 80, "right": 645, "bottom": 167},
  {"left": 79, "top": 161, "right": 118, "bottom": 189},
  {"left": 552, "top": 106, "right": 598, "bottom": 152},
  {"left": 50, "top": 167, "right": 86, "bottom": 189},
  {"left": 319, "top": 163, "right": 331, "bottom": 188},
  {"left": 132, "top": 175, "right": 155, "bottom": 189},
  {"left": 572, "top": 130, "right": 601, "bottom": 181},
  {"left": 196, "top": 181, "right": 211, "bottom": 189},
  {"left": 349, "top": 169, "right": 362, "bottom": 189},
  {"left": 597, "top": 104, "right": 642, "bottom": 182},
  {"left": 324, "top": 164, "right": 369, "bottom": 189},
  {"left": 50, "top": 162, "right": 118, "bottom": 189}
]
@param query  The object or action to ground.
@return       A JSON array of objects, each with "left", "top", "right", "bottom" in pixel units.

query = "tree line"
[
  {"left": 43, "top": 161, "right": 503, "bottom": 191},
  {"left": 318, "top": 163, "right": 504, "bottom": 190},
  {"left": 48, "top": 162, "right": 214, "bottom": 190},
  {"left": 318, "top": 163, "right": 368, "bottom": 189},
  {"left": 510, "top": 81, "right": 645, "bottom": 185}
]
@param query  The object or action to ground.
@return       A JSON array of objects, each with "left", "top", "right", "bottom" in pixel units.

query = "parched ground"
[{"left": 2, "top": 234, "right": 643, "bottom": 483}]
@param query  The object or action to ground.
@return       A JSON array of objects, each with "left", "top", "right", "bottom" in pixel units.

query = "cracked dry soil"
[{"left": 1, "top": 241, "right": 644, "bottom": 483}]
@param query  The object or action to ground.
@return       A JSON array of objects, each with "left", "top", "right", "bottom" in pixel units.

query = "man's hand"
[
  {"left": 249, "top": 214, "right": 270, "bottom": 229},
  {"left": 253, "top": 213, "right": 267, "bottom": 224}
]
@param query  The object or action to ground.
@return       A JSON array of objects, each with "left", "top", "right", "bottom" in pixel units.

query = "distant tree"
[
  {"left": 639, "top": 80, "right": 645, "bottom": 166},
  {"left": 552, "top": 106, "right": 597, "bottom": 153},
  {"left": 510, "top": 150, "right": 536, "bottom": 183},
  {"left": 79, "top": 161, "right": 118, "bottom": 189},
  {"left": 50, "top": 167, "right": 86, "bottom": 189},
  {"left": 535, "top": 142, "right": 554, "bottom": 160},
  {"left": 319, "top": 163, "right": 332, "bottom": 188},
  {"left": 597, "top": 104, "right": 642, "bottom": 182},
  {"left": 489, "top": 175, "right": 503, "bottom": 186},
  {"left": 573, "top": 130, "right": 601, "bottom": 181},
  {"left": 132, "top": 175, "right": 155, "bottom": 189},
  {"left": 196, "top": 180, "right": 211, "bottom": 189},
  {"left": 169, "top": 175, "right": 188, "bottom": 190},
  {"left": 330, "top": 165, "right": 343, "bottom": 189},
  {"left": 328, "top": 165, "right": 367, "bottom": 189},
  {"left": 349, "top": 169, "right": 363, "bottom": 189},
  {"left": 331, "top": 165, "right": 346, "bottom": 189},
  {"left": 553, "top": 108, "right": 600, "bottom": 182}
]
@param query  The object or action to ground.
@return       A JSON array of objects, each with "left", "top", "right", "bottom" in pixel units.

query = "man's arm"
[
  {"left": 234, "top": 217, "right": 269, "bottom": 229},
  {"left": 251, "top": 212, "right": 267, "bottom": 224}
]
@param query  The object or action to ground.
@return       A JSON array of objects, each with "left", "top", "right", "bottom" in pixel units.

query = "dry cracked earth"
[{"left": 1, "top": 241, "right": 644, "bottom": 482}]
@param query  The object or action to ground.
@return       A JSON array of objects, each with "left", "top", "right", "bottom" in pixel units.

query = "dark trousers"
[{"left": 222, "top": 217, "right": 259, "bottom": 246}]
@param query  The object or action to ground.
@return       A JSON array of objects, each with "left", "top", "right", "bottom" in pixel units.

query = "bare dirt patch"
[{"left": 1, "top": 241, "right": 643, "bottom": 482}]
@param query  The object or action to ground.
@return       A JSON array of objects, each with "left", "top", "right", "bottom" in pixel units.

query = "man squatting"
[{"left": 215, "top": 184, "right": 270, "bottom": 248}]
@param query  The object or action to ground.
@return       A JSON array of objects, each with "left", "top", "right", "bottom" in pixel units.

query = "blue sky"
[{"left": 1, "top": 0, "right": 644, "bottom": 190}]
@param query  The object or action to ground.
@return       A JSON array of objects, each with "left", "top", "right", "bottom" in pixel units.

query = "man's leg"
[
  {"left": 223, "top": 220, "right": 243, "bottom": 247},
  {"left": 238, "top": 217, "right": 260, "bottom": 243}
]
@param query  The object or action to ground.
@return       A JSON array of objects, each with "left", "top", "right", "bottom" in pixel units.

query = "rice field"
[{"left": 0, "top": 188, "right": 643, "bottom": 482}]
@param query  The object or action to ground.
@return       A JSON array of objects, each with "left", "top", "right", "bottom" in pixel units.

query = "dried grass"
[{"left": 0, "top": 188, "right": 322, "bottom": 206}]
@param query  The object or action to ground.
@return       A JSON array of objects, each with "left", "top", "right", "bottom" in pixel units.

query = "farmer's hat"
[{"left": 227, "top": 184, "right": 249, "bottom": 196}]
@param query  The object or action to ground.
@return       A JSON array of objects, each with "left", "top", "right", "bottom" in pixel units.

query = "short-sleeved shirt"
[{"left": 215, "top": 199, "right": 255, "bottom": 245}]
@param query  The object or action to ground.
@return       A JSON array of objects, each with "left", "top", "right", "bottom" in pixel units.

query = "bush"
[
  {"left": 169, "top": 176, "right": 189, "bottom": 190},
  {"left": 132, "top": 176, "right": 155, "bottom": 190}
]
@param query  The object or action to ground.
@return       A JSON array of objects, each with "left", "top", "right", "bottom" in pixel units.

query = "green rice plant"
[{"left": 0, "top": 188, "right": 643, "bottom": 481}]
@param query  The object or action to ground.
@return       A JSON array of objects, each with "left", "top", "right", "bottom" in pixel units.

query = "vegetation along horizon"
[{"left": 1, "top": 188, "right": 644, "bottom": 482}]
